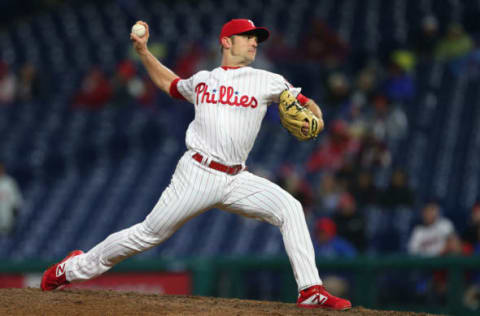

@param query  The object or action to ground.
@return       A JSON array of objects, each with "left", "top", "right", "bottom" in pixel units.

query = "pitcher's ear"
[{"left": 221, "top": 36, "right": 232, "bottom": 49}]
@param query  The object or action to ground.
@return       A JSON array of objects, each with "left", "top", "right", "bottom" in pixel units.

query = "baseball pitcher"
[{"left": 41, "top": 19, "right": 351, "bottom": 310}]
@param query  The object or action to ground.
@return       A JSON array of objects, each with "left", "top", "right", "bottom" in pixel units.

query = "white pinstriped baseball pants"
[{"left": 65, "top": 150, "right": 321, "bottom": 290}]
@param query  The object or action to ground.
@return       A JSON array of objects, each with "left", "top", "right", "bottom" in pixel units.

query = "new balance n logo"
[
  {"left": 302, "top": 293, "right": 328, "bottom": 306},
  {"left": 318, "top": 294, "right": 328, "bottom": 305},
  {"left": 56, "top": 263, "right": 66, "bottom": 277}
]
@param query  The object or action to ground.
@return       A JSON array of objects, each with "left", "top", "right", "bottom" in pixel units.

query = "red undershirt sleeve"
[
  {"left": 296, "top": 93, "right": 310, "bottom": 106},
  {"left": 169, "top": 78, "right": 187, "bottom": 101}
]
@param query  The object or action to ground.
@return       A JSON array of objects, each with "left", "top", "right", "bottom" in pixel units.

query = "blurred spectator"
[
  {"left": 307, "top": 120, "right": 360, "bottom": 172},
  {"left": 342, "top": 64, "right": 379, "bottom": 134},
  {"left": 369, "top": 95, "right": 408, "bottom": 142},
  {"left": 112, "top": 59, "right": 158, "bottom": 108},
  {"left": 414, "top": 15, "right": 440, "bottom": 62},
  {"left": 324, "top": 72, "right": 351, "bottom": 108},
  {"left": 354, "top": 131, "right": 392, "bottom": 170},
  {"left": 73, "top": 66, "right": 112, "bottom": 110},
  {"left": 134, "top": 76, "right": 157, "bottom": 107},
  {"left": 0, "top": 163, "right": 23, "bottom": 236},
  {"left": 313, "top": 217, "right": 356, "bottom": 299},
  {"left": 391, "top": 50, "right": 416, "bottom": 73},
  {"left": 112, "top": 59, "right": 136, "bottom": 107},
  {"left": 461, "top": 202, "right": 480, "bottom": 250},
  {"left": 314, "top": 172, "right": 343, "bottom": 216},
  {"left": 407, "top": 201, "right": 455, "bottom": 256},
  {"left": 380, "top": 168, "right": 415, "bottom": 209},
  {"left": 193, "top": 39, "right": 223, "bottom": 71},
  {"left": 407, "top": 203, "right": 460, "bottom": 304},
  {"left": 440, "top": 232, "right": 469, "bottom": 256},
  {"left": 354, "top": 64, "right": 378, "bottom": 101},
  {"left": 301, "top": 19, "right": 349, "bottom": 68},
  {"left": 16, "top": 62, "right": 45, "bottom": 102},
  {"left": 383, "top": 51, "right": 416, "bottom": 103},
  {"left": 464, "top": 230, "right": 480, "bottom": 309},
  {"left": 335, "top": 160, "right": 356, "bottom": 191},
  {"left": 129, "top": 41, "right": 167, "bottom": 64},
  {"left": 464, "top": 281, "right": 480, "bottom": 310},
  {"left": 332, "top": 192, "right": 367, "bottom": 252},
  {"left": 350, "top": 170, "right": 378, "bottom": 209},
  {"left": 173, "top": 42, "right": 206, "bottom": 78},
  {"left": 345, "top": 100, "right": 369, "bottom": 140},
  {"left": 313, "top": 217, "right": 357, "bottom": 258},
  {"left": 428, "top": 233, "right": 471, "bottom": 304},
  {"left": 435, "top": 23, "right": 473, "bottom": 62},
  {"left": 386, "top": 103, "right": 409, "bottom": 143},
  {"left": 0, "top": 61, "right": 16, "bottom": 105},
  {"left": 276, "top": 164, "right": 314, "bottom": 214}
]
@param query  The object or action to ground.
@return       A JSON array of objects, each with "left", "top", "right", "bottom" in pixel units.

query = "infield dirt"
[{"left": 0, "top": 288, "right": 438, "bottom": 315}]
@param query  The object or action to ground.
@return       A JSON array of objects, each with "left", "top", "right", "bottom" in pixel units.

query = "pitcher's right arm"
[{"left": 130, "top": 21, "right": 179, "bottom": 96}]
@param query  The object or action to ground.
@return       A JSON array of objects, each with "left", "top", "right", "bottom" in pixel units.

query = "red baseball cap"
[
  {"left": 219, "top": 19, "right": 270, "bottom": 43},
  {"left": 315, "top": 218, "right": 337, "bottom": 239}
]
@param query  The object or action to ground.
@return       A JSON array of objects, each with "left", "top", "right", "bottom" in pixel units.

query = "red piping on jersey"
[
  {"left": 296, "top": 93, "right": 310, "bottom": 106},
  {"left": 169, "top": 77, "right": 187, "bottom": 101},
  {"left": 221, "top": 66, "right": 242, "bottom": 70}
]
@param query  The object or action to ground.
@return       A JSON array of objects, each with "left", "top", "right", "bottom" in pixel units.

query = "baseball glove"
[{"left": 278, "top": 89, "right": 321, "bottom": 141}]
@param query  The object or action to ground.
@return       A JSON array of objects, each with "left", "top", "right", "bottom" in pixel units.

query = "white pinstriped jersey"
[{"left": 174, "top": 66, "right": 301, "bottom": 165}]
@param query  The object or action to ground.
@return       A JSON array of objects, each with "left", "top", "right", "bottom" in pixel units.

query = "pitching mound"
[{"left": 0, "top": 288, "right": 431, "bottom": 315}]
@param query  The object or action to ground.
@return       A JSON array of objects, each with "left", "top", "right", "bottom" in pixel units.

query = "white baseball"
[{"left": 132, "top": 24, "right": 146, "bottom": 37}]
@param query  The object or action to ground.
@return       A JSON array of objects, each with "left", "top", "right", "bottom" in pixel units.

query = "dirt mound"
[{"left": 0, "top": 288, "right": 432, "bottom": 315}]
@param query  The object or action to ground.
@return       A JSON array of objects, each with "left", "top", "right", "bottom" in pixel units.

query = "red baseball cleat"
[
  {"left": 297, "top": 285, "right": 352, "bottom": 310},
  {"left": 41, "top": 250, "right": 84, "bottom": 291}
]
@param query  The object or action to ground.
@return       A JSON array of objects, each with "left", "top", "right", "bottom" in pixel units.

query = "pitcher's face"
[{"left": 230, "top": 33, "right": 258, "bottom": 65}]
